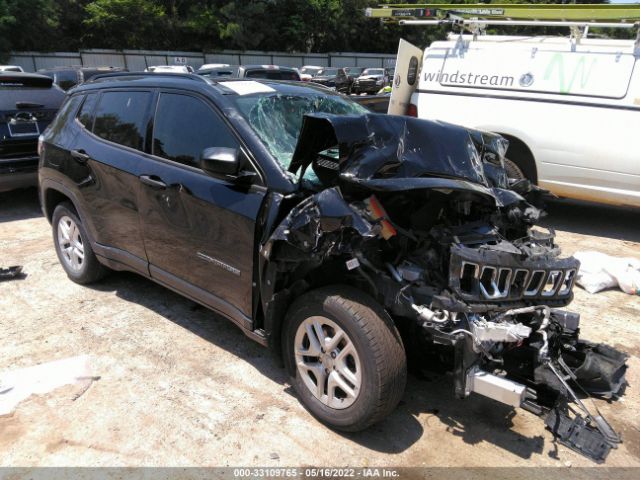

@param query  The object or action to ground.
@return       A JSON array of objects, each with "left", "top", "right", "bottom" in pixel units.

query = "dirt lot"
[{"left": 1, "top": 188, "right": 639, "bottom": 468}]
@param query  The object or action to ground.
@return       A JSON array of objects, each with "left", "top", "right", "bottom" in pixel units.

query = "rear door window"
[
  {"left": 152, "top": 92, "right": 238, "bottom": 168},
  {"left": 93, "top": 91, "right": 151, "bottom": 151}
]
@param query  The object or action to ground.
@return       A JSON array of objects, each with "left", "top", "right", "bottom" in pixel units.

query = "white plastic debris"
[
  {"left": 0, "top": 355, "right": 95, "bottom": 416},
  {"left": 574, "top": 251, "right": 640, "bottom": 295}
]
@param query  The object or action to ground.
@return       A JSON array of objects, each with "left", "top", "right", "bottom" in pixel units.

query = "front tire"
[
  {"left": 52, "top": 202, "right": 107, "bottom": 284},
  {"left": 283, "top": 286, "right": 407, "bottom": 432},
  {"left": 503, "top": 157, "right": 527, "bottom": 181}
]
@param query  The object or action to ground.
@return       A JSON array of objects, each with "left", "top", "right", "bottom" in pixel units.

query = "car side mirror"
[
  {"left": 200, "top": 147, "right": 240, "bottom": 177},
  {"left": 200, "top": 147, "right": 257, "bottom": 184}
]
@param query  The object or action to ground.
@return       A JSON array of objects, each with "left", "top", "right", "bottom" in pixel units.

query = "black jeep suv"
[
  {"left": 1, "top": 72, "right": 65, "bottom": 192},
  {"left": 39, "top": 73, "right": 626, "bottom": 460}
]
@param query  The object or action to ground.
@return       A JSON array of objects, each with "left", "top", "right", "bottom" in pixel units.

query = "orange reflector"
[{"left": 365, "top": 195, "right": 397, "bottom": 240}]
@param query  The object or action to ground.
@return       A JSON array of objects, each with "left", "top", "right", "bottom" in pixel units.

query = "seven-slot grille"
[{"left": 449, "top": 245, "right": 579, "bottom": 304}]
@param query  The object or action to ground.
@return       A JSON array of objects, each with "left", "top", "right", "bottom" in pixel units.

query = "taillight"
[
  {"left": 406, "top": 103, "right": 418, "bottom": 117},
  {"left": 37, "top": 134, "right": 44, "bottom": 157}
]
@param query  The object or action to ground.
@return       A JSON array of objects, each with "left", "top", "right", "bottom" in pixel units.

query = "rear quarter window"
[
  {"left": 77, "top": 93, "right": 99, "bottom": 130},
  {"left": 46, "top": 94, "right": 83, "bottom": 138},
  {"left": 55, "top": 70, "right": 79, "bottom": 90},
  {"left": 92, "top": 91, "right": 151, "bottom": 151}
]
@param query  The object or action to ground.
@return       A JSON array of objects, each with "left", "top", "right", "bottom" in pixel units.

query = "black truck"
[{"left": 39, "top": 74, "right": 627, "bottom": 463}]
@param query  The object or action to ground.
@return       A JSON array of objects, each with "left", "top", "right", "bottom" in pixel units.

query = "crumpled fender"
[{"left": 263, "top": 187, "right": 375, "bottom": 260}]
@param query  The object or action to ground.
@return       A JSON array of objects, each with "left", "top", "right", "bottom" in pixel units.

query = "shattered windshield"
[{"left": 233, "top": 92, "right": 368, "bottom": 178}]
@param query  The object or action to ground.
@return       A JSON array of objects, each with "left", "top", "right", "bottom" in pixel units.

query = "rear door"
[
  {"left": 136, "top": 90, "right": 266, "bottom": 325},
  {"left": 69, "top": 89, "right": 153, "bottom": 272}
]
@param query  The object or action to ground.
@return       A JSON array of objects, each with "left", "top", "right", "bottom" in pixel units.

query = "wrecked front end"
[{"left": 261, "top": 113, "right": 628, "bottom": 463}]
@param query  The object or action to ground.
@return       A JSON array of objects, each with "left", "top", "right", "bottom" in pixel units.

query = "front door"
[{"left": 136, "top": 91, "right": 265, "bottom": 325}]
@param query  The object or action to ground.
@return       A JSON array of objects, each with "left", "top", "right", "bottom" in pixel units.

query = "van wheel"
[
  {"left": 52, "top": 202, "right": 107, "bottom": 284},
  {"left": 503, "top": 157, "right": 527, "bottom": 181},
  {"left": 283, "top": 286, "right": 407, "bottom": 432}
]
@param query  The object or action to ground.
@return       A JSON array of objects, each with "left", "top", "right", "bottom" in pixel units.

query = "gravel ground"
[{"left": 1, "top": 188, "right": 639, "bottom": 468}]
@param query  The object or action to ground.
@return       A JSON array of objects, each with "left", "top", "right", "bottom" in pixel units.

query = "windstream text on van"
[{"left": 424, "top": 70, "right": 515, "bottom": 87}]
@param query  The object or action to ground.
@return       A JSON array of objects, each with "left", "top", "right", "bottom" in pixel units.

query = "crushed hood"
[{"left": 288, "top": 113, "right": 523, "bottom": 206}]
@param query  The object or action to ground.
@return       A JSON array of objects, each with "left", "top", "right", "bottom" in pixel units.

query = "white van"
[{"left": 405, "top": 34, "right": 640, "bottom": 207}]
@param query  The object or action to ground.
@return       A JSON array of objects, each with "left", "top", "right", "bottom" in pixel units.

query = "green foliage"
[
  {"left": 83, "top": 0, "right": 168, "bottom": 49},
  {"left": 0, "top": 0, "right": 630, "bottom": 58}
]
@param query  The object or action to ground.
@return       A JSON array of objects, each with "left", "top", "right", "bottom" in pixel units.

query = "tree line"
[{"left": 0, "top": 0, "right": 614, "bottom": 59}]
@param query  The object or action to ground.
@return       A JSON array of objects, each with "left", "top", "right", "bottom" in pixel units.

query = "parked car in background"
[
  {"left": 299, "top": 66, "right": 323, "bottom": 81},
  {"left": 237, "top": 65, "right": 300, "bottom": 81},
  {"left": 0, "top": 65, "right": 25, "bottom": 72},
  {"left": 1, "top": 72, "right": 64, "bottom": 192},
  {"left": 38, "top": 66, "right": 127, "bottom": 91},
  {"left": 145, "top": 65, "right": 193, "bottom": 73},
  {"left": 199, "top": 63, "right": 231, "bottom": 71},
  {"left": 344, "top": 66, "right": 364, "bottom": 82},
  {"left": 196, "top": 66, "right": 239, "bottom": 79},
  {"left": 311, "top": 67, "right": 352, "bottom": 93},
  {"left": 351, "top": 68, "right": 391, "bottom": 95}
]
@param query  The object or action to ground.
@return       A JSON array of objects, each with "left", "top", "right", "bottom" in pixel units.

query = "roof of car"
[
  {"left": 240, "top": 65, "right": 298, "bottom": 71},
  {"left": 38, "top": 66, "right": 125, "bottom": 72},
  {"left": 74, "top": 72, "right": 335, "bottom": 97}
]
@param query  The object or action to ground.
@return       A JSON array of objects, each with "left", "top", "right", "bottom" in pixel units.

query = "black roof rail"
[{"left": 89, "top": 71, "right": 209, "bottom": 84}]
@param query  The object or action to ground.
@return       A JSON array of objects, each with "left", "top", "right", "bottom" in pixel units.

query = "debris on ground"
[
  {"left": 0, "top": 355, "right": 98, "bottom": 416},
  {"left": 0, "top": 265, "right": 24, "bottom": 281},
  {"left": 575, "top": 251, "right": 640, "bottom": 295}
]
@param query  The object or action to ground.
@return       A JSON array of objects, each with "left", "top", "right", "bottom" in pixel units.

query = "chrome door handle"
[
  {"left": 70, "top": 149, "right": 90, "bottom": 163},
  {"left": 139, "top": 175, "right": 167, "bottom": 189}
]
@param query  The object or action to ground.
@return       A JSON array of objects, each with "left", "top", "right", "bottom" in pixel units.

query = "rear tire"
[
  {"left": 52, "top": 202, "right": 107, "bottom": 284},
  {"left": 283, "top": 286, "right": 407, "bottom": 432}
]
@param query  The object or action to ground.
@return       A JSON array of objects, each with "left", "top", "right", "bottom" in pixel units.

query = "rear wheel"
[
  {"left": 52, "top": 202, "right": 107, "bottom": 284},
  {"left": 283, "top": 286, "right": 407, "bottom": 431}
]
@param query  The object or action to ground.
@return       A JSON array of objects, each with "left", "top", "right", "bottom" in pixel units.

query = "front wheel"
[
  {"left": 283, "top": 286, "right": 407, "bottom": 432},
  {"left": 503, "top": 157, "right": 527, "bottom": 181}
]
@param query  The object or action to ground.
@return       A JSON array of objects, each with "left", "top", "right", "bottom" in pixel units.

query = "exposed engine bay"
[{"left": 260, "top": 113, "right": 628, "bottom": 463}]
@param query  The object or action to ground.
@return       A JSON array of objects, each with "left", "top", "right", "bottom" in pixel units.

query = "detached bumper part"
[
  {"left": 545, "top": 408, "right": 614, "bottom": 463},
  {"left": 466, "top": 368, "right": 527, "bottom": 408}
]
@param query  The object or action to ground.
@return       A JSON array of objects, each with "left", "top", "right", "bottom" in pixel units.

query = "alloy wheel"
[
  {"left": 57, "top": 215, "right": 85, "bottom": 272},
  {"left": 294, "top": 316, "right": 362, "bottom": 409}
]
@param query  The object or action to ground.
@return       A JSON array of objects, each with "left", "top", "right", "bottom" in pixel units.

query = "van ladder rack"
[
  {"left": 365, "top": 3, "right": 640, "bottom": 23},
  {"left": 366, "top": 4, "right": 640, "bottom": 51}
]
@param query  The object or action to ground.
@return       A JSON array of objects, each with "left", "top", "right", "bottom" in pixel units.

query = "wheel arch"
[
  {"left": 263, "top": 260, "right": 379, "bottom": 356},
  {"left": 40, "top": 179, "right": 98, "bottom": 245},
  {"left": 494, "top": 132, "right": 538, "bottom": 184}
]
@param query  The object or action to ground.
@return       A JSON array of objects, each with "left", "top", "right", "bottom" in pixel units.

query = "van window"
[
  {"left": 152, "top": 93, "right": 238, "bottom": 167},
  {"left": 77, "top": 93, "right": 99, "bottom": 130},
  {"left": 93, "top": 91, "right": 151, "bottom": 151}
]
